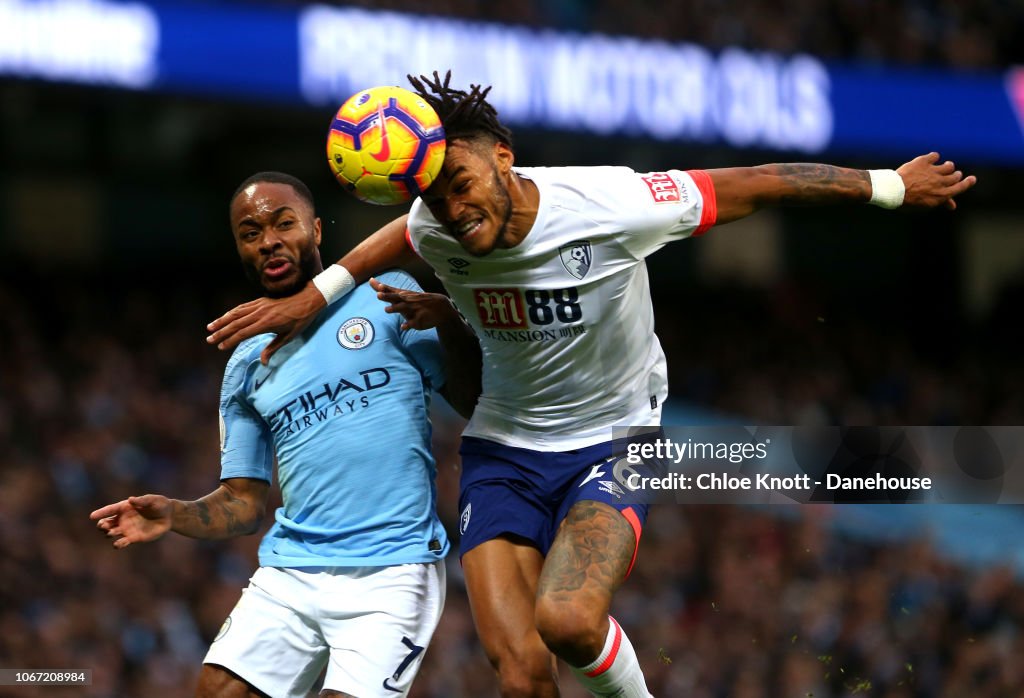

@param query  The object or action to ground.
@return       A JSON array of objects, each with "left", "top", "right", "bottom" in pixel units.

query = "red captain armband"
[{"left": 685, "top": 169, "right": 718, "bottom": 236}]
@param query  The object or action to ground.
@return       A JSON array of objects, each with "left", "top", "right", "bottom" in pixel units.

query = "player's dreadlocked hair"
[{"left": 407, "top": 70, "right": 514, "bottom": 149}]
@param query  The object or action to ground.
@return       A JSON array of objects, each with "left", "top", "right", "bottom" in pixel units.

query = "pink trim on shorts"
[{"left": 620, "top": 506, "right": 643, "bottom": 579}]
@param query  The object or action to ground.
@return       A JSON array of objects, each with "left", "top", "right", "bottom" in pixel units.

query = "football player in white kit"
[
  {"left": 207, "top": 73, "right": 977, "bottom": 697},
  {"left": 93, "top": 172, "right": 481, "bottom": 698}
]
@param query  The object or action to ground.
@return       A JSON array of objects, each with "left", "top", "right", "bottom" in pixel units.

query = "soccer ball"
[{"left": 326, "top": 85, "right": 446, "bottom": 205}]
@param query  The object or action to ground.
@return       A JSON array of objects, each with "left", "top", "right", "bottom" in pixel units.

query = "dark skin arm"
[
  {"left": 206, "top": 153, "right": 976, "bottom": 361},
  {"left": 370, "top": 277, "right": 483, "bottom": 419},
  {"left": 90, "top": 477, "right": 270, "bottom": 547},
  {"left": 710, "top": 152, "right": 976, "bottom": 224}
]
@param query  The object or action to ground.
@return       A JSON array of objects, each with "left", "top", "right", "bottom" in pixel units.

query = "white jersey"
[{"left": 407, "top": 165, "right": 717, "bottom": 450}]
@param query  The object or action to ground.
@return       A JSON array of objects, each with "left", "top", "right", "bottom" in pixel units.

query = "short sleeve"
[
  {"left": 614, "top": 168, "right": 718, "bottom": 260},
  {"left": 406, "top": 198, "right": 441, "bottom": 256},
  {"left": 376, "top": 270, "right": 447, "bottom": 391},
  {"left": 218, "top": 343, "right": 274, "bottom": 482}
]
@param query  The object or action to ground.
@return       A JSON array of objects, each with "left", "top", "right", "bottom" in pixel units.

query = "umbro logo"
[
  {"left": 448, "top": 257, "right": 470, "bottom": 276},
  {"left": 598, "top": 480, "right": 625, "bottom": 499}
]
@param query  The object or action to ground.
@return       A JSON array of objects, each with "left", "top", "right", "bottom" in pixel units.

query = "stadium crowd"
[
  {"left": 3, "top": 0, "right": 1021, "bottom": 692},
  {"left": 2, "top": 273, "right": 1022, "bottom": 697},
  {"left": 654, "top": 284, "right": 1024, "bottom": 427},
  {"left": 327, "top": 0, "right": 1022, "bottom": 70}
]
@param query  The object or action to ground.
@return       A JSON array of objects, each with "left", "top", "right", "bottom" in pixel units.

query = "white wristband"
[
  {"left": 312, "top": 264, "right": 355, "bottom": 305},
  {"left": 868, "top": 169, "right": 905, "bottom": 209}
]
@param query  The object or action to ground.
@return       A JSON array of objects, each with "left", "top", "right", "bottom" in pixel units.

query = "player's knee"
[{"left": 534, "top": 595, "right": 606, "bottom": 662}]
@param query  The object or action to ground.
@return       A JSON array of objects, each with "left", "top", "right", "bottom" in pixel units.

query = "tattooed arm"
[
  {"left": 90, "top": 478, "right": 270, "bottom": 548},
  {"left": 708, "top": 152, "right": 977, "bottom": 225}
]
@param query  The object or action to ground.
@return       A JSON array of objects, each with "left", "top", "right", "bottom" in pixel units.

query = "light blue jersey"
[{"left": 218, "top": 270, "right": 450, "bottom": 567}]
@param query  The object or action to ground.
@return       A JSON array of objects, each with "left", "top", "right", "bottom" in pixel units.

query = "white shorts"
[{"left": 204, "top": 562, "right": 445, "bottom": 698}]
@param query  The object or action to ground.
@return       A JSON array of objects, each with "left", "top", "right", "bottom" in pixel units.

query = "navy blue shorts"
[{"left": 457, "top": 436, "right": 659, "bottom": 567}]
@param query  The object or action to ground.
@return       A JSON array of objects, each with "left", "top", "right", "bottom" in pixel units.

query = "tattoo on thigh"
[{"left": 539, "top": 502, "right": 636, "bottom": 596}]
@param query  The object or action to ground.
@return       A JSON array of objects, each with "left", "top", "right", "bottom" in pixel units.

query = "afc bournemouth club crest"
[
  {"left": 337, "top": 317, "right": 374, "bottom": 350},
  {"left": 560, "top": 241, "right": 592, "bottom": 280}
]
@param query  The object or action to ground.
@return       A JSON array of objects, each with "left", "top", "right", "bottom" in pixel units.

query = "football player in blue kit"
[
  {"left": 91, "top": 171, "right": 481, "bottom": 698},
  {"left": 206, "top": 73, "right": 976, "bottom": 698}
]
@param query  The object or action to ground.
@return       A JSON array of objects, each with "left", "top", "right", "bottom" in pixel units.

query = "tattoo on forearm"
[
  {"left": 768, "top": 163, "right": 870, "bottom": 205},
  {"left": 179, "top": 487, "right": 259, "bottom": 539},
  {"left": 219, "top": 490, "right": 253, "bottom": 536},
  {"left": 539, "top": 501, "right": 635, "bottom": 597}
]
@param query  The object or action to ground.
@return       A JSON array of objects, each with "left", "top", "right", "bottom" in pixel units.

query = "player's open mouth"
[
  {"left": 263, "top": 258, "right": 293, "bottom": 279},
  {"left": 456, "top": 220, "right": 482, "bottom": 241}
]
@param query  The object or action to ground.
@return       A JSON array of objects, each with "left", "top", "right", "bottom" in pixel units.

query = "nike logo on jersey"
[
  {"left": 254, "top": 372, "right": 272, "bottom": 390},
  {"left": 369, "top": 101, "right": 391, "bottom": 162},
  {"left": 578, "top": 463, "right": 607, "bottom": 488}
]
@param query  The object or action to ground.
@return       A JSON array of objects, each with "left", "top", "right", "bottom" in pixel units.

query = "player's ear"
[
  {"left": 494, "top": 141, "right": 514, "bottom": 174},
  {"left": 313, "top": 217, "right": 322, "bottom": 246}
]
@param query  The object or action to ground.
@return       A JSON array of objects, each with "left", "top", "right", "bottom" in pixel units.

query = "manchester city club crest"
[
  {"left": 337, "top": 317, "right": 374, "bottom": 349},
  {"left": 560, "top": 241, "right": 592, "bottom": 280},
  {"left": 213, "top": 615, "right": 232, "bottom": 642}
]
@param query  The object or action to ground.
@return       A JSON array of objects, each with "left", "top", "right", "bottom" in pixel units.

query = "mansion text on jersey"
[{"left": 481, "top": 325, "right": 588, "bottom": 342}]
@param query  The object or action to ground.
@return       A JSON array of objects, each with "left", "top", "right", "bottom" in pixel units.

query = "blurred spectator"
[
  {"left": 2, "top": 0, "right": 1020, "bottom": 693},
  {"left": 2, "top": 273, "right": 1022, "bottom": 696}
]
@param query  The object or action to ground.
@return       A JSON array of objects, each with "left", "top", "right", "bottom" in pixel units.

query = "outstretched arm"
[
  {"left": 90, "top": 477, "right": 270, "bottom": 548},
  {"left": 207, "top": 215, "right": 413, "bottom": 363},
  {"left": 709, "top": 152, "right": 977, "bottom": 225}
]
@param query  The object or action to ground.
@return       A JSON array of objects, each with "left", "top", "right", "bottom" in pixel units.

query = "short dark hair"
[
  {"left": 231, "top": 171, "right": 315, "bottom": 213},
  {"left": 407, "top": 70, "right": 514, "bottom": 149}
]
